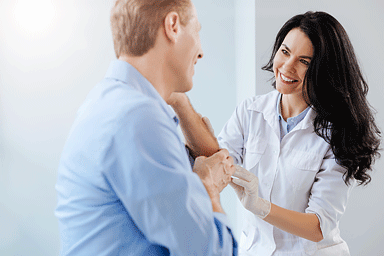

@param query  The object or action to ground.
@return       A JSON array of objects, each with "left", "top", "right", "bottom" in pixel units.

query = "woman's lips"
[{"left": 280, "top": 72, "right": 298, "bottom": 84}]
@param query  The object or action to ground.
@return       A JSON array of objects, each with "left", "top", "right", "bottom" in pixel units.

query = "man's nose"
[{"left": 198, "top": 50, "right": 204, "bottom": 59}]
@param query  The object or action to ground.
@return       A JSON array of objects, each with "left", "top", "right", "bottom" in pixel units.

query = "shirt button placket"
[{"left": 269, "top": 148, "right": 280, "bottom": 196}]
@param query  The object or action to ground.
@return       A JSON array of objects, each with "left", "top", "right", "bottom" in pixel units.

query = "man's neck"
[{"left": 119, "top": 52, "right": 173, "bottom": 102}]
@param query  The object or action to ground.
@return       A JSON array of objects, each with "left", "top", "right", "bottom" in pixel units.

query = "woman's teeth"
[{"left": 281, "top": 73, "right": 296, "bottom": 83}]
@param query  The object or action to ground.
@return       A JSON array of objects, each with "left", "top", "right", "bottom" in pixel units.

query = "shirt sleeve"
[
  {"left": 305, "top": 147, "right": 355, "bottom": 238},
  {"left": 106, "top": 100, "right": 237, "bottom": 255}
]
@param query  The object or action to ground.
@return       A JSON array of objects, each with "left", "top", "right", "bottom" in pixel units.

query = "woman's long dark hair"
[{"left": 262, "top": 11, "right": 381, "bottom": 185}]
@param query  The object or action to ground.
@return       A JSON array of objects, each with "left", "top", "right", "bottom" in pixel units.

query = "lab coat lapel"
[
  {"left": 247, "top": 91, "right": 281, "bottom": 140},
  {"left": 291, "top": 107, "right": 316, "bottom": 132}
]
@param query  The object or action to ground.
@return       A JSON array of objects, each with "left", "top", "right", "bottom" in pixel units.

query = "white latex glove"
[{"left": 230, "top": 165, "right": 271, "bottom": 219}]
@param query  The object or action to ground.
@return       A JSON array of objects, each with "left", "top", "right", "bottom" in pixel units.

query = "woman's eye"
[
  {"left": 300, "top": 59, "right": 310, "bottom": 65},
  {"left": 282, "top": 49, "right": 288, "bottom": 55}
]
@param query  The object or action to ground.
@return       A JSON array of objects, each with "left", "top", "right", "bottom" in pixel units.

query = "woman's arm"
[
  {"left": 231, "top": 166, "right": 323, "bottom": 243},
  {"left": 264, "top": 204, "right": 323, "bottom": 242},
  {"left": 168, "top": 93, "right": 220, "bottom": 158}
]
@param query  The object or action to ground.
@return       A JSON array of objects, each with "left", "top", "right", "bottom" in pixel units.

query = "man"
[{"left": 55, "top": 0, "right": 237, "bottom": 255}]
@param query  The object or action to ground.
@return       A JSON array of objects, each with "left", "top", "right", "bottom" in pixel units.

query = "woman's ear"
[{"left": 163, "top": 12, "right": 180, "bottom": 43}]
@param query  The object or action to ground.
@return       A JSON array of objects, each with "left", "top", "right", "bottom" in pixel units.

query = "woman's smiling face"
[{"left": 273, "top": 28, "right": 314, "bottom": 97}]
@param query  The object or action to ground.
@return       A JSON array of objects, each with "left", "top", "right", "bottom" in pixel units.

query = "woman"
[{"left": 171, "top": 11, "right": 381, "bottom": 255}]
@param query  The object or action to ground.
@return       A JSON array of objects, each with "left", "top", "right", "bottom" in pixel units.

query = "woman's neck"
[{"left": 280, "top": 94, "right": 309, "bottom": 120}]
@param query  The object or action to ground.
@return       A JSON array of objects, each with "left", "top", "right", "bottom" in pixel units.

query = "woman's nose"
[{"left": 283, "top": 57, "right": 296, "bottom": 73}]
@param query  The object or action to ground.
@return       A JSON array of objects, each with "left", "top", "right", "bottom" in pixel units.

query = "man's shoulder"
[
  {"left": 94, "top": 79, "right": 162, "bottom": 119},
  {"left": 71, "top": 79, "right": 166, "bottom": 142},
  {"left": 61, "top": 80, "right": 173, "bottom": 165},
  {"left": 100, "top": 78, "right": 153, "bottom": 105}
]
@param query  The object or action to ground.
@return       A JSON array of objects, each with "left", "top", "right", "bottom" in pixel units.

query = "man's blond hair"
[{"left": 110, "top": 0, "right": 192, "bottom": 58}]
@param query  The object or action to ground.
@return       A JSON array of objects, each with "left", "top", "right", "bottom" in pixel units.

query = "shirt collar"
[
  {"left": 104, "top": 60, "right": 178, "bottom": 124},
  {"left": 247, "top": 90, "right": 315, "bottom": 131}
]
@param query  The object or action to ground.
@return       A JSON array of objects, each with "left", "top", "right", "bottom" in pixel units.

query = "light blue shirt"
[
  {"left": 55, "top": 60, "right": 237, "bottom": 255},
  {"left": 277, "top": 93, "right": 310, "bottom": 141}
]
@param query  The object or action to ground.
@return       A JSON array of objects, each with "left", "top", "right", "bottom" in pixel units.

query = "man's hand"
[
  {"left": 193, "top": 149, "right": 236, "bottom": 213},
  {"left": 167, "top": 92, "right": 189, "bottom": 108},
  {"left": 201, "top": 115, "right": 215, "bottom": 137}
]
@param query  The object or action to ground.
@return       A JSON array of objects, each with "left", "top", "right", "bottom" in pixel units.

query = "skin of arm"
[
  {"left": 231, "top": 169, "right": 324, "bottom": 242},
  {"left": 263, "top": 203, "right": 323, "bottom": 242},
  {"left": 168, "top": 93, "right": 220, "bottom": 158},
  {"left": 168, "top": 93, "right": 236, "bottom": 213}
]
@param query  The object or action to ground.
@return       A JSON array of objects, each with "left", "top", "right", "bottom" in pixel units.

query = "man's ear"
[{"left": 164, "top": 12, "right": 180, "bottom": 43}]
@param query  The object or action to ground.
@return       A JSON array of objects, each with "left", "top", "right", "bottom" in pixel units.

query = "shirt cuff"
[
  {"left": 213, "top": 212, "right": 230, "bottom": 227},
  {"left": 185, "top": 145, "right": 195, "bottom": 167},
  {"left": 213, "top": 212, "right": 238, "bottom": 256}
]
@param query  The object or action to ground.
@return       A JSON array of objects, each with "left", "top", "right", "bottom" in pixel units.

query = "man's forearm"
[{"left": 171, "top": 94, "right": 220, "bottom": 158}]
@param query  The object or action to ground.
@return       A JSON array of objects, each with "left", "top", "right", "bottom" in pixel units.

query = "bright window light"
[{"left": 14, "top": 0, "right": 56, "bottom": 35}]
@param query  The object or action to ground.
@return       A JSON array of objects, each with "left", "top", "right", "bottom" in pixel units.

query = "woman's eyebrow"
[
  {"left": 282, "top": 43, "right": 312, "bottom": 59},
  {"left": 282, "top": 44, "right": 290, "bottom": 52}
]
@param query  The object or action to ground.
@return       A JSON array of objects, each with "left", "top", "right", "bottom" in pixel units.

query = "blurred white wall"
[
  {"left": 191, "top": 0, "right": 239, "bottom": 239},
  {"left": 0, "top": 0, "right": 116, "bottom": 254}
]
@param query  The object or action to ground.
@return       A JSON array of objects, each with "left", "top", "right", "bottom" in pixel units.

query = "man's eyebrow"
[{"left": 282, "top": 43, "right": 312, "bottom": 59}]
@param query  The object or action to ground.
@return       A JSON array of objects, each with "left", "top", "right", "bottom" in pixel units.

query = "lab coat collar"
[
  {"left": 247, "top": 90, "right": 316, "bottom": 134},
  {"left": 295, "top": 106, "right": 316, "bottom": 131},
  {"left": 247, "top": 90, "right": 281, "bottom": 138}
]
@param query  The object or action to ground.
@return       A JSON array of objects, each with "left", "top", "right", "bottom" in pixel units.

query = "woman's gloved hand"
[{"left": 230, "top": 165, "right": 271, "bottom": 219}]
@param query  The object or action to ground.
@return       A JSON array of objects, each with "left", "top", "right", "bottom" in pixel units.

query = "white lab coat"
[{"left": 218, "top": 90, "right": 354, "bottom": 256}]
